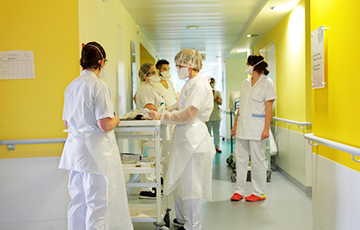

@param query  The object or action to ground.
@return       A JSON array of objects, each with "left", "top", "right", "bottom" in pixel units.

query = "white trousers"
[
  {"left": 67, "top": 170, "right": 108, "bottom": 230},
  {"left": 234, "top": 138, "right": 267, "bottom": 196},
  {"left": 174, "top": 191, "right": 202, "bottom": 230},
  {"left": 206, "top": 120, "right": 221, "bottom": 149}
]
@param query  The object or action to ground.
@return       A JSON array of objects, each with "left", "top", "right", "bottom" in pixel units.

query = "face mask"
[
  {"left": 160, "top": 70, "right": 171, "bottom": 79},
  {"left": 148, "top": 74, "right": 161, "bottom": 84},
  {"left": 245, "top": 65, "right": 253, "bottom": 75},
  {"left": 178, "top": 68, "right": 189, "bottom": 79},
  {"left": 245, "top": 59, "right": 264, "bottom": 75},
  {"left": 98, "top": 67, "right": 106, "bottom": 78},
  {"left": 210, "top": 83, "right": 215, "bottom": 88}
]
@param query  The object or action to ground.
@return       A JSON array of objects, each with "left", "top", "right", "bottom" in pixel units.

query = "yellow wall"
[
  {"left": 0, "top": 0, "right": 79, "bottom": 159},
  {"left": 253, "top": 0, "right": 311, "bottom": 134},
  {"left": 140, "top": 43, "right": 156, "bottom": 66},
  {"left": 0, "top": 0, "right": 158, "bottom": 159},
  {"left": 311, "top": 0, "right": 360, "bottom": 172}
]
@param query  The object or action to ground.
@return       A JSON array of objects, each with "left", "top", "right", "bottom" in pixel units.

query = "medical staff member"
[
  {"left": 206, "top": 77, "right": 223, "bottom": 153},
  {"left": 149, "top": 49, "right": 216, "bottom": 230},
  {"left": 230, "top": 54, "right": 277, "bottom": 202},
  {"left": 59, "top": 42, "right": 133, "bottom": 230},
  {"left": 135, "top": 63, "right": 164, "bottom": 111},
  {"left": 153, "top": 59, "right": 177, "bottom": 108},
  {"left": 135, "top": 63, "right": 165, "bottom": 199}
]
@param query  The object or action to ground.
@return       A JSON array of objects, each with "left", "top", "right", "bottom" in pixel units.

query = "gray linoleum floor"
[{"left": 128, "top": 140, "right": 312, "bottom": 230}]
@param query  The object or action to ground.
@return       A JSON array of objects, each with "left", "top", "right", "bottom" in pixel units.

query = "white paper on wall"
[{"left": 0, "top": 50, "right": 35, "bottom": 80}]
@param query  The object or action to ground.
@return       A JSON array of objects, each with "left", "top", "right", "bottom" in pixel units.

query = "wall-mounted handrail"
[
  {"left": 272, "top": 117, "right": 312, "bottom": 129},
  {"left": 304, "top": 133, "right": 360, "bottom": 163},
  {"left": 0, "top": 138, "right": 66, "bottom": 150}
]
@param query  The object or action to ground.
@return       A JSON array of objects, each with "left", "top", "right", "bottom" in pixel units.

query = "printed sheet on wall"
[{"left": 0, "top": 50, "right": 35, "bottom": 80}]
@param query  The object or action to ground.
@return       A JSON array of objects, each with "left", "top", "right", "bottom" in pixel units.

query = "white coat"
[
  {"left": 165, "top": 72, "right": 216, "bottom": 201},
  {"left": 236, "top": 74, "right": 277, "bottom": 140},
  {"left": 135, "top": 82, "right": 165, "bottom": 110},
  {"left": 152, "top": 79, "right": 177, "bottom": 108},
  {"left": 59, "top": 70, "right": 133, "bottom": 230}
]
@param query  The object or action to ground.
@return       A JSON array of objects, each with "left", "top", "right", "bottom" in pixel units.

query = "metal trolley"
[{"left": 115, "top": 120, "right": 170, "bottom": 230}]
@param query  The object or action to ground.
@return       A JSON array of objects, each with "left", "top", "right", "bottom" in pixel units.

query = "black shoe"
[
  {"left": 152, "top": 187, "right": 163, "bottom": 194},
  {"left": 139, "top": 190, "right": 156, "bottom": 199},
  {"left": 173, "top": 218, "right": 184, "bottom": 227},
  {"left": 177, "top": 226, "right": 185, "bottom": 230},
  {"left": 216, "top": 148, "right": 222, "bottom": 153}
]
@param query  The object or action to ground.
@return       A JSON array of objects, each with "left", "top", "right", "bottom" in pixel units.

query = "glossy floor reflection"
[{"left": 130, "top": 140, "right": 312, "bottom": 230}]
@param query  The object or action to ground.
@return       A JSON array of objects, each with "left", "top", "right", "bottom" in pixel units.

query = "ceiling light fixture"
[
  {"left": 186, "top": 25, "right": 200, "bottom": 30},
  {"left": 237, "top": 49, "right": 248, "bottom": 53},
  {"left": 247, "top": 34, "right": 259, "bottom": 38},
  {"left": 271, "top": 3, "right": 297, "bottom": 11}
]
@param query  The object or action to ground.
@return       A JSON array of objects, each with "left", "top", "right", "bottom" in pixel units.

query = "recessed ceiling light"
[
  {"left": 186, "top": 25, "right": 199, "bottom": 30},
  {"left": 247, "top": 34, "right": 259, "bottom": 38},
  {"left": 237, "top": 49, "right": 248, "bottom": 53},
  {"left": 271, "top": 3, "right": 297, "bottom": 11}
]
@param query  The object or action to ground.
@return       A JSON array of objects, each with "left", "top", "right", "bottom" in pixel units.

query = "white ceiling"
[{"left": 119, "top": 0, "right": 302, "bottom": 63}]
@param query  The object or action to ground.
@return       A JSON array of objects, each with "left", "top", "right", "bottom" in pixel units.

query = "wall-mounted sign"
[{"left": 311, "top": 26, "right": 325, "bottom": 89}]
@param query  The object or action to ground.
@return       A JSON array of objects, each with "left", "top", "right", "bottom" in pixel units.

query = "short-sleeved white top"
[
  {"left": 135, "top": 82, "right": 165, "bottom": 110},
  {"left": 59, "top": 70, "right": 118, "bottom": 174},
  {"left": 236, "top": 75, "right": 277, "bottom": 140},
  {"left": 152, "top": 79, "right": 177, "bottom": 108}
]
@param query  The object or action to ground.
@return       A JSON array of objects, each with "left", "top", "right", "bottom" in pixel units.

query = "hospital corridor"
[{"left": 1, "top": 0, "right": 360, "bottom": 230}]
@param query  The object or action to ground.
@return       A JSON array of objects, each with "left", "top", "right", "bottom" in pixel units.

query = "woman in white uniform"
[
  {"left": 135, "top": 63, "right": 164, "bottom": 111},
  {"left": 135, "top": 63, "right": 165, "bottom": 199},
  {"left": 149, "top": 49, "right": 216, "bottom": 230},
  {"left": 59, "top": 42, "right": 133, "bottom": 230},
  {"left": 230, "top": 54, "right": 277, "bottom": 202}
]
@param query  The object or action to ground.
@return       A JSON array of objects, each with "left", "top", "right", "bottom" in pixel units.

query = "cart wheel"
[
  {"left": 226, "top": 156, "right": 233, "bottom": 165},
  {"left": 231, "top": 173, "right": 236, "bottom": 182},
  {"left": 164, "top": 208, "right": 171, "bottom": 228},
  {"left": 267, "top": 171, "right": 272, "bottom": 182}
]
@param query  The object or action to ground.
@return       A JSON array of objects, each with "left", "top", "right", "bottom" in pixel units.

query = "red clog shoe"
[
  {"left": 230, "top": 193, "right": 244, "bottom": 201},
  {"left": 245, "top": 194, "right": 266, "bottom": 202}
]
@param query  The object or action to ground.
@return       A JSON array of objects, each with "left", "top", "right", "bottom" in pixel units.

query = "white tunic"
[
  {"left": 152, "top": 79, "right": 177, "bottom": 108},
  {"left": 236, "top": 75, "right": 277, "bottom": 140},
  {"left": 165, "top": 72, "right": 216, "bottom": 200},
  {"left": 59, "top": 70, "right": 133, "bottom": 230},
  {"left": 135, "top": 82, "right": 165, "bottom": 110}
]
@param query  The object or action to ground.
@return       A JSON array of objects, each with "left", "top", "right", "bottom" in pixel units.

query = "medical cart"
[{"left": 115, "top": 120, "right": 170, "bottom": 230}]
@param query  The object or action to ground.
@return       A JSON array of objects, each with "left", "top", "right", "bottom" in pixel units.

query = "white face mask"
[
  {"left": 98, "top": 67, "right": 106, "bottom": 78},
  {"left": 245, "top": 65, "right": 253, "bottom": 75},
  {"left": 148, "top": 74, "right": 161, "bottom": 84},
  {"left": 245, "top": 59, "right": 265, "bottom": 75},
  {"left": 178, "top": 68, "right": 189, "bottom": 79},
  {"left": 160, "top": 70, "right": 171, "bottom": 79}
]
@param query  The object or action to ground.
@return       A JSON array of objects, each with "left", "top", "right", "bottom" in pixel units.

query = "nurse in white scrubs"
[
  {"left": 230, "top": 54, "right": 277, "bottom": 202},
  {"left": 149, "top": 49, "right": 216, "bottom": 230},
  {"left": 59, "top": 42, "right": 133, "bottom": 230},
  {"left": 135, "top": 63, "right": 165, "bottom": 199}
]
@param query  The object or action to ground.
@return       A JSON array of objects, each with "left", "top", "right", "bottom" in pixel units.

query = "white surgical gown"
[{"left": 163, "top": 72, "right": 216, "bottom": 200}]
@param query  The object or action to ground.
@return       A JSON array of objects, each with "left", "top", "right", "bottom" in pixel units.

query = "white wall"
[
  {"left": 273, "top": 126, "right": 312, "bottom": 190},
  {"left": 312, "top": 154, "right": 360, "bottom": 230},
  {"left": 0, "top": 157, "right": 69, "bottom": 230}
]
